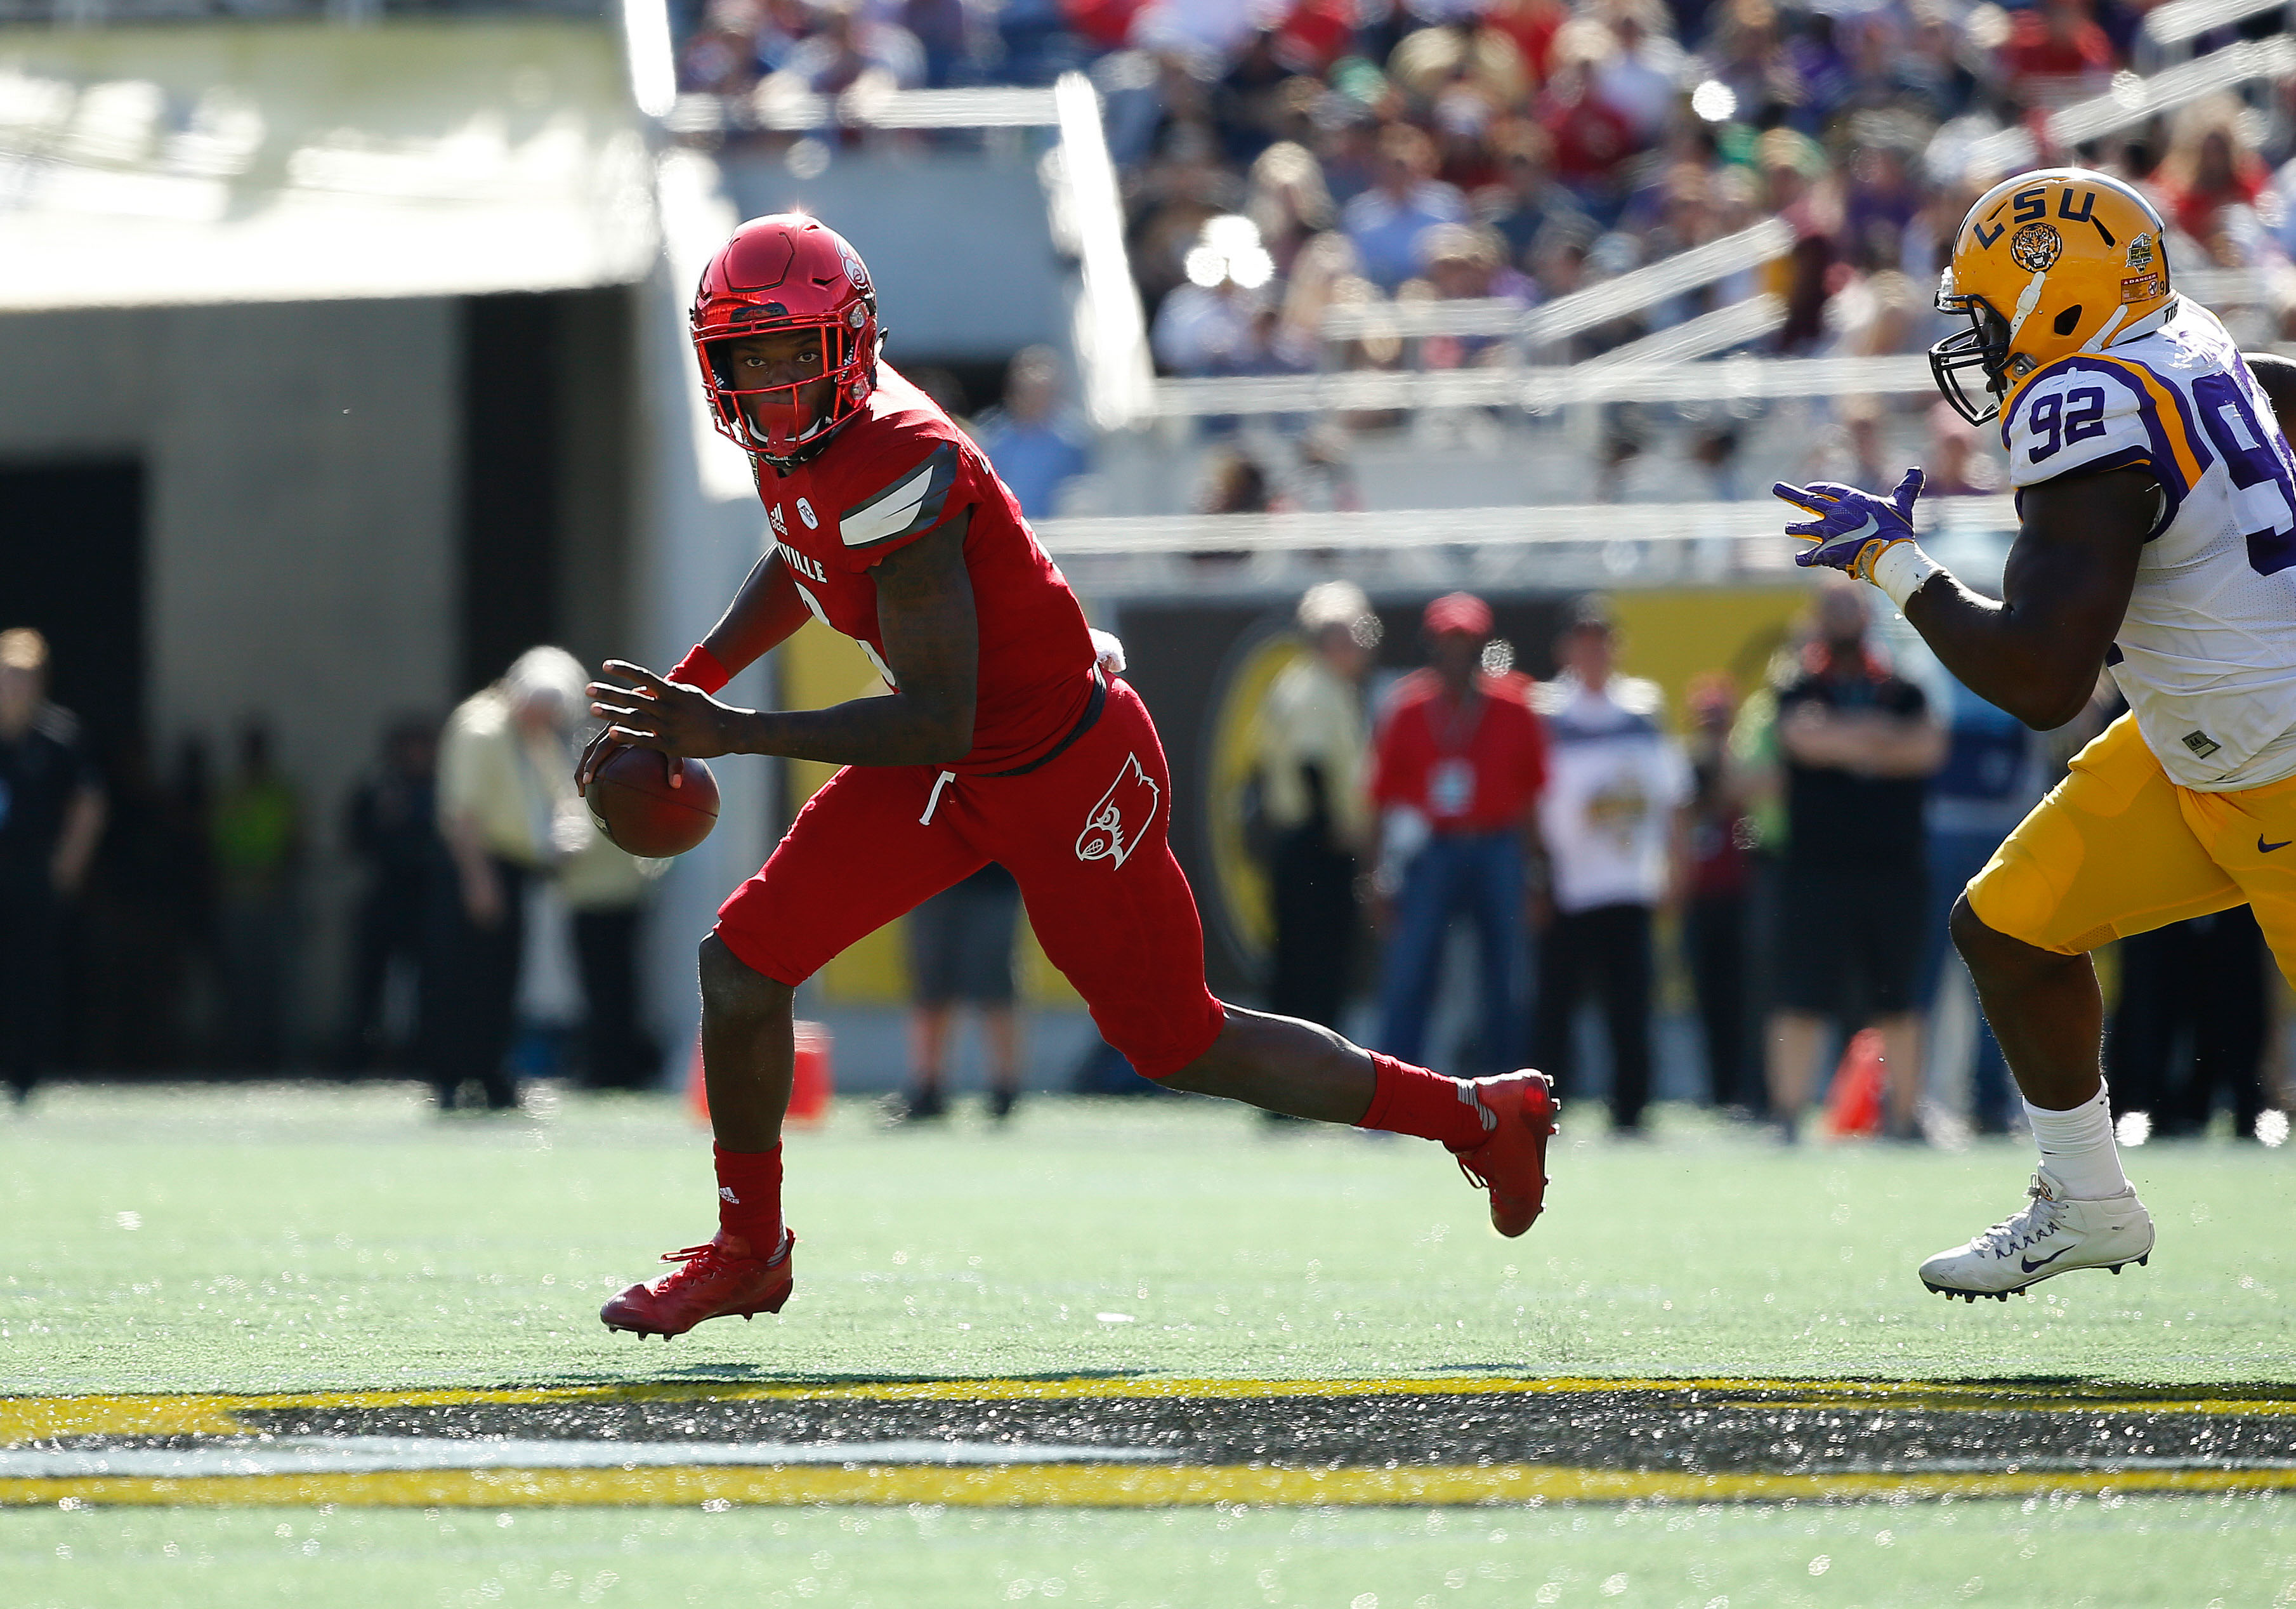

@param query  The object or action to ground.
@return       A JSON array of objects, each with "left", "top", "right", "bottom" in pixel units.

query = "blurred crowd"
[
  {"left": 0, "top": 633, "right": 664, "bottom": 1110},
  {"left": 1249, "top": 577, "right": 2285, "bottom": 1143},
  {"left": 675, "top": 0, "right": 2296, "bottom": 397}
]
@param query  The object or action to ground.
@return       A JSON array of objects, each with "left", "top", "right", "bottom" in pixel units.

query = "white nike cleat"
[{"left": 1919, "top": 1167, "right": 2155, "bottom": 1302}]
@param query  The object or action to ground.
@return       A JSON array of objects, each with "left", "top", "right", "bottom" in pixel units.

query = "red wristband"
[{"left": 668, "top": 643, "right": 731, "bottom": 695}]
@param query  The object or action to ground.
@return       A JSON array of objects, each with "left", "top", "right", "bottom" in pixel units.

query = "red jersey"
[
  {"left": 758, "top": 364, "right": 1098, "bottom": 775},
  {"left": 1368, "top": 669, "right": 1549, "bottom": 833}
]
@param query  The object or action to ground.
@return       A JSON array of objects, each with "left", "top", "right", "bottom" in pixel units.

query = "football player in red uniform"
[{"left": 581, "top": 215, "right": 1556, "bottom": 1337}]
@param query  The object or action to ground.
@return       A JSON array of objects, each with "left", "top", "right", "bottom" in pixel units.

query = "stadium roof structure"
[{"left": 0, "top": 17, "right": 659, "bottom": 308}]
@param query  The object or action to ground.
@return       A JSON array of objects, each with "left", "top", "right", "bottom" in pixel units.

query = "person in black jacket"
[
  {"left": 0, "top": 629, "right": 107, "bottom": 1105},
  {"left": 341, "top": 718, "right": 443, "bottom": 1070}
]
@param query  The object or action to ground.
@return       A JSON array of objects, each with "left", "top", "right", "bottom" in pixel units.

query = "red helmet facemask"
[{"left": 692, "top": 214, "right": 881, "bottom": 468}]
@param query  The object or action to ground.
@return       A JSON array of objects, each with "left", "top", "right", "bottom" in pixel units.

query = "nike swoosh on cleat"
[
  {"left": 2261, "top": 836, "right": 2292, "bottom": 853},
  {"left": 2020, "top": 1245, "right": 2075, "bottom": 1274}
]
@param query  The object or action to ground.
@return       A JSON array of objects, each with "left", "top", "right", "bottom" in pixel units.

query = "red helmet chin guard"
[{"left": 692, "top": 214, "right": 881, "bottom": 467}]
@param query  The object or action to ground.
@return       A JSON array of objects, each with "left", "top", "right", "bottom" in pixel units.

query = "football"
[{"left": 586, "top": 747, "right": 719, "bottom": 858}]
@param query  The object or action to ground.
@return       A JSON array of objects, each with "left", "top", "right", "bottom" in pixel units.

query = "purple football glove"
[{"left": 1773, "top": 468, "right": 1924, "bottom": 583}]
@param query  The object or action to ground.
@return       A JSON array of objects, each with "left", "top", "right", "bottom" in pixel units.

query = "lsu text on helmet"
[
  {"left": 1930, "top": 168, "right": 2174, "bottom": 426},
  {"left": 692, "top": 214, "right": 882, "bottom": 468}
]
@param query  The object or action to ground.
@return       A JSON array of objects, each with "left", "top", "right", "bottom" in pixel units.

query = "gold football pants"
[{"left": 1967, "top": 713, "right": 2296, "bottom": 983}]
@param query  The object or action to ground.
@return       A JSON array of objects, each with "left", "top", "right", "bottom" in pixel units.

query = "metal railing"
[
  {"left": 2143, "top": 0, "right": 2292, "bottom": 49},
  {"left": 1033, "top": 494, "right": 2017, "bottom": 556},
  {"left": 1145, "top": 353, "right": 1936, "bottom": 421},
  {"left": 1965, "top": 34, "right": 2296, "bottom": 167}
]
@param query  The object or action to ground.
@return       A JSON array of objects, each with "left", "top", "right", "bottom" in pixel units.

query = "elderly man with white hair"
[
  {"left": 1256, "top": 582, "right": 1379, "bottom": 1046},
  {"left": 427, "top": 647, "right": 592, "bottom": 1112}
]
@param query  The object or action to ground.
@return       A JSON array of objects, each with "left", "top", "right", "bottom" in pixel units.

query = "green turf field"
[{"left": 5, "top": 1083, "right": 2295, "bottom": 1606}]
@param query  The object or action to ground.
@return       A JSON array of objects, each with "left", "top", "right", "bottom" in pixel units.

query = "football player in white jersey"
[{"left": 1771, "top": 167, "right": 2296, "bottom": 1300}]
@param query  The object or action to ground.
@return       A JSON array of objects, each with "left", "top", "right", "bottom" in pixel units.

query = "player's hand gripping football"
[
  {"left": 1773, "top": 468, "right": 1924, "bottom": 583},
  {"left": 579, "top": 660, "right": 738, "bottom": 794}
]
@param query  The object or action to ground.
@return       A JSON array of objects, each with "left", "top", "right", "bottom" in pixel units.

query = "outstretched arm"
[
  {"left": 1776, "top": 466, "right": 2149, "bottom": 733},
  {"left": 699, "top": 549, "right": 813, "bottom": 680},
  {"left": 1899, "top": 469, "right": 2150, "bottom": 731},
  {"left": 587, "top": 512, "right": 980, "bottom": 771}
]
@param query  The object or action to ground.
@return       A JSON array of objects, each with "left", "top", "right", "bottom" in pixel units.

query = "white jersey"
[
  {"left": 1532, "top": 672, "right": 1689, "bottom": 913},
  {"left": 2003, "top": 298, "right": 2296, "bottom": 790}
]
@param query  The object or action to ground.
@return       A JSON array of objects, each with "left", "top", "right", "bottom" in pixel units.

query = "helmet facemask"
[
  {"left": 694, "top": 301, "right": 877, "bottom": 469},
  {"left": 1929, "top": 281, "right": 2017, "bottom": 426}
]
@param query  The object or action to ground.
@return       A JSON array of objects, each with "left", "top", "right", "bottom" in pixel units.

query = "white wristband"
[{"left": 1870, "top": 541, "right": 1943, "bottom": 611}]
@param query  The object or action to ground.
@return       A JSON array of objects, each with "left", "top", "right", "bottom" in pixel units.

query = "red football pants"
[{"left": 713, "top": 679, "right": 1227, "bottom": 1079}]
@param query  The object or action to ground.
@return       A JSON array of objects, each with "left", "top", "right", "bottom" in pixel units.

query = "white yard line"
[{"left": 0, "top": 1437, "right": 1162, "bottom": 1478}]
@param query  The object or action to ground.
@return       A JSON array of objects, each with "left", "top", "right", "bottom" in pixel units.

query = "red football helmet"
[{"left": 691, "top": 214, "right": 881, "bottom": 466}]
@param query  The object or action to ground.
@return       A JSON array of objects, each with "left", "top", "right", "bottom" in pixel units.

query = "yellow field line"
[
  {"left": 7, "top": 1462, "right": 2296, "bottom": 1510},
  {"left": 11, "top": 1375, "right": 2296, "bottom": 1445}
]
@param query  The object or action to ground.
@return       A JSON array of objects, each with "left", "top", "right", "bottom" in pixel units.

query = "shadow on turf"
[
  {"left": 518, "top": 1367, "right": 1162, "bottom": 1389},
  {"left": 485, "top": 1370, "right": 2296, "bottom": 1403}
]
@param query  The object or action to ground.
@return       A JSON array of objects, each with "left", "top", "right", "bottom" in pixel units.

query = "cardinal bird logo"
[{"left": 1076, "top": 754, "right": 1159, "bottom": 868}]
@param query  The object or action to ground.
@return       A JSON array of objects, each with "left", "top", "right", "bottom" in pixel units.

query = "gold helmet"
[{"left": 1930, "top": 167, "right": 2174, "bottom": 425}]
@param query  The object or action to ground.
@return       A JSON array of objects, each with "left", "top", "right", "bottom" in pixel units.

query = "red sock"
[
  {"left": 713, "top": 1143, "right": 784, "bottom": 1254},
  {"left": 1356, "top": 1054, "right": 1493, "bottom": 1149}
]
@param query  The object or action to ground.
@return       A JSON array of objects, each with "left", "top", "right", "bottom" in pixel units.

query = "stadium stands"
[{"left": 661, "top": 0, "right": 2296, "bottom": 506}]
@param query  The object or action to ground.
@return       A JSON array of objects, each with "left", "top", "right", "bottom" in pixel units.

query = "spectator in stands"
[
  {"left": 1764, "top": 580, "right": 1945, "bottom": 1141},
  {"left": 1212, "top": 27, "right": 1313, "bottom": 165},
  {"left": 429, "top": 647, "right": 587, "bottom": 1113},
  {"left": 1997, "top": 0, "right": 2115, "bottom": 106},
  {"left": 1922, "top": 399, "right": 2001, "bottom": 497},
  {"left": 2153, "top": 95, "right": 2271, "bottom": 263},
  {"left": 1244, "top": 141, "right": 1339, "bottom": 280},
  {"left": 1479, "top": 122, "right": 1592, "bottom": 275},
  {"left": 1387, "top": 20, "right": 1533, "bottom": 125},
  {"left": 1528, "top": 600, "right": 1689, "bottom": 1135},
  {"left": 1257, "top": 581, "right": 1377, "bottom": 1041},
  {"left": 1406, "top": 223, "right": 1533, "bottom": 368},
  {"left": 1368, "top": 593, "right": 1548, "bottom": 1075},
  {"left": 211, "top": 720, "right": 301, "bottom": 1071},
  {"left": 1272, "top": 230, "right": 1383, "bottom": 373},
  {"left": 1151, "top": 215, "right": 1277, "bottom": 376},
  {"left": 0, "top": 629, "right": 105, "bottom": 1106},
  {"left": 1342, "top": 123, "right": 1469, "bottom": 290},
  {"left": 1762, "top": 127, "right": 1841, "bottom": 352},
  {"left": 1538, "top": 20, "right": 1644, "bottom": 210},
  {"left": 1681, "top": 671, "right": 1755, "bottom": 1113},
  {"left": 342, "top": 718, "right": 444, "bottom": 1070},
  {"left": 678, "top": 0, "right": 771, "bottom": 97},
  {"left": 767, "top": 0, "right": 924, "bottom": 98},
  {"left": 1199, "top": 447, "right": 1276, "bottom": 513},
  {"left": 902, "top": 0, "right": 973, "bottom": 89},
  {"left": 1595, "top": 0, "right": 1686, "bottom": 143},
  {"left": 894, "top": 864, "right": 1028, "bottom": 1121},
  {"left": 972, "top": 346, "right": 1091, "bottom": 520}
]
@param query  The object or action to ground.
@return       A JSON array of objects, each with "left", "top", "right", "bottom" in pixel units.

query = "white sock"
[{"left": 2023, "top": 1084, "right": 2128, "bottom": 1199}]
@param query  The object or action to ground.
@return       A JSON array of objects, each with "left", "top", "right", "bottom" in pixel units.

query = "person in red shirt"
[
  {"left": 576, "top": 217, "right": 1558, "bottom": 1337},
  {"left": 1367, "top": 593, "right": 1549, "bottom": 1080},
  {"left": 1997, "top": 0, "right": 2114, "bottom": 100}
]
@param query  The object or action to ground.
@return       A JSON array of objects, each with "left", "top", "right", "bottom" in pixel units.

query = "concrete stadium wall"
[
  {"left": 718, "top": 146, "right": 1070, "bottom": 365},
  {"left": 0, "top": 296, "right": 460, "bottom": 1056}
]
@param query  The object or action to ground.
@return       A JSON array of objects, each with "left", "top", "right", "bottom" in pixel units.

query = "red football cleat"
[
  {"left": 1450, "top": 1070, "right": 1558, "bottom": 1237},
  {"left": 600, "top": 1230, "right": 796, "bottom": 1338}
]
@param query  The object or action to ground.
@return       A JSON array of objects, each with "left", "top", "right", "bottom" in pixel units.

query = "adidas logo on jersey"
[{"left": 768, "top": 504, "right": 786, "bottom": 537}]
